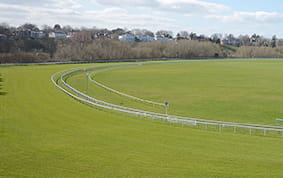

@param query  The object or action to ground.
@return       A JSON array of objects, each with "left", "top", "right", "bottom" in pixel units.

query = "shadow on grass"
[{"left": 0, "top": 91, "right": 7, "bottom": 95}]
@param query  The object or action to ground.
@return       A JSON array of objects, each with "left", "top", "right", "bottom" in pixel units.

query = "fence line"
[
  {"left": 88, "top": 66, "right": 164, "bottom": 106},
  {"left": 52, "top": 63, "right": 283, "bottom": 138}
]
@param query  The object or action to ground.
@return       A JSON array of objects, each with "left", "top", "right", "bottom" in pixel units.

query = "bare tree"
[
  {"left": 156, "top": 30, "right": 173, "bottom": 38},
  {"left": 238, "top": 35, "right": 250, "bottom": 46},
  {"left": 211, "top": 33, "right": 222, "bottom": 44},
  {"left": 179, "top": 31, "right": 189, "bottom": 39},
  {"left": 42, "top": 24, "right": 53, "bottom": 34},
  {"left": 0, "top": 23, "right": 14, "bottom": 36},
  {"left": 18, "top": 23, "right": 39, "bottom": 31},
  {"left": 54, "top": 24, "right": 61, "bottom": 32},
  {"left": 62, "top": 25, "right": 73, "bottom": 33},
  {"left": 142, "top": 29, "right": 154, "bottom": 37},
  {"left": 270, "top": 35, "right": 277, "bottom": 48},
  {"left": 189, "top": 32, "right": 197, "bottom": 40}
]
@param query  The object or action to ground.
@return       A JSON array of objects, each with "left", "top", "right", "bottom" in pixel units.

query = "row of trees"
[
  {"left": 1, "top": 23, "right": 283, "bottom": 63},
  {"left": 234, "top": 46, "right": 283, "bottom": 58},
  {"left": 1, "top": 23, "right": 280, "bottom": 45},
  {"left": 3, "top": 39, "right": 283, "bottom": 63},
  {"left": 0, "top": 73, "right": 5, "bottom": 95},
  {"left": 55, "top": 40, "right": 223, "bottom": 61},
  {"left": 0, "top": 38, "right": 56, "bottom": 54},
  {"left": 55, "top": 40, "right": 283, "bottom": 61},
  {"left": 0, "top": 23, "right": 75, "bottom": 35}
]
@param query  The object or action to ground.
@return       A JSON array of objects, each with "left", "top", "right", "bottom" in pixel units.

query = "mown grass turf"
[
  {"left": 1, "top": 62, "right": 283, "bottom": 177},
  {"left": 66, "top": 70, "right": 165, "bottom": 114},
  {"left": 95, "top": 59, "right": 283, "bottom": 125}
]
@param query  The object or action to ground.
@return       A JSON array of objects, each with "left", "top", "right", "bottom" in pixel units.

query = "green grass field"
[
  {"left": 1, "top": 60, "right": 283, "bottom": 177},
  {"left": 93, "top": 60, "right": 283, "bottom": 125}
]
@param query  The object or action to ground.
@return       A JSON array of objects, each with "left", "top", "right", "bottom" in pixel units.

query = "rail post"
[
  {"left": 86, "top": 73, "right": 89, "bottom": 95},
  {"left": 165, "top": 101, "right": 169, "bottom": 115}
]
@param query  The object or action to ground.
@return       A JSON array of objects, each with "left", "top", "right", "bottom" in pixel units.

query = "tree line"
[
  {"left": 1, "top": 23, "right": 283, "bottom": 63},
  {"left": 0, "top": 73, "right": 5, "bottom": 95}
]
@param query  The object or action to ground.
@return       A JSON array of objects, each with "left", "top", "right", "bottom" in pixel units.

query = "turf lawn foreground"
[{"left": 1, "top": 62, "right": 283, "bottom": 177}]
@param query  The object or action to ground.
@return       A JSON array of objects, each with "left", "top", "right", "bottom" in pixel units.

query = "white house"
[
  {"left": 49, "top": 32, "right": 67, "bottom": 38},
  {"left": 138, "top": 36, "right": 155, "bottom": 42},
  {"left": 118, "top": 34, "right": 135, "bottom": 42},
  {"left": 0, "top": 34, "right": 7, "bottom": 40},
  {"left": 30, "top": 31, "right": 46, "bottom": 39}
]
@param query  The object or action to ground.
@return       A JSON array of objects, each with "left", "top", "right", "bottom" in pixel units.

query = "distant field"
[
  {"left": 91, "top": 59, "right": 283, "bottom": 125},
  {"left": 1, "top": 61, "right": 283, "bottom": 177}
]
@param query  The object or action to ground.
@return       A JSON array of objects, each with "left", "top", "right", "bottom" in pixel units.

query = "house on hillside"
[
  {"left": 118, "top": 34, "right": 135, "bottom": 42},
  {"left": 69, "top": 31, "right": 93, "bottom": 41},
  {"left": 0, "top": 34, "right": 7, "bottom": 40},
  {"left": 49, "top": 32, "right": 67, "bottom": 38},
  {"left": 155, "top": 34, "right": 172, "bottom": 42},
  {"left": 95, "top": 32, "right": 112, "bottom": 39},
  {"left": 30, "top": 31, "right": 46, "bottom": 39},
  {"left": 15, "top": 30, "right": 46, "bottom": 39},
  {"left": 138, "top": 36, "right": 155, "bottom": 42},
  {"left": 221, "top": 38, "right": 241, "bottom": 46},
  {"left": 196, "top": 35, "right": 208, "bottom": 42},
  {"left": 119, "top": 34, "right": 156, "bottom": 42}
]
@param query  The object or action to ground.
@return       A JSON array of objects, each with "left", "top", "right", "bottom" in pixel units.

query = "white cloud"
[
  {"left": 92, "top": 0, "right": 229, "bottom": 15},
  {"left": 157, "top": 0, "right": 229, "bottom": 14},
  {"left": 91, "top": 0, "right": 156, "bottom": 7},
  {"left": 0, "top": 3, "right": 175, "bottom": 31},
  {"left": 207, "top": 11, "right": 283, "bottom": 24},
  {"left": 84, "top": 8, "right": 176, "bottom": 29},
  {"left": 0, "top": 0, "right": 82, "bottom": 9},
  {"left": 54, "top": 0, "right": 82, "bottom": 9}
]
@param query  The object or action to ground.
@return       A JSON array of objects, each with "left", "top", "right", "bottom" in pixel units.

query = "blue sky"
[{"left": 1, "top": 0, "right": 283, "bottom": 38}]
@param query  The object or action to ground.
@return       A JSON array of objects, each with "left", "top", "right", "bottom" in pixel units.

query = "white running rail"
[
  {"left": 52, "top": 63, "right": 283, "bottom": 138},
  {"left": 88, "top": 67, "right": 164, "bottom": 106}
]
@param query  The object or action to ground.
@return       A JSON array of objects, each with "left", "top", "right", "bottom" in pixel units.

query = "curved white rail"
[
  {"left": 88, "top": 67, "right": 164, "bottom": 106},
  {"left": 52, "top": 62, "right": 283, "bottom": 137}
]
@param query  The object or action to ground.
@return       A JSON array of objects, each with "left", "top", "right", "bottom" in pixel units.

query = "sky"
[{"left": 1, "top": 0, "right": 283, "bottom": 38}]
